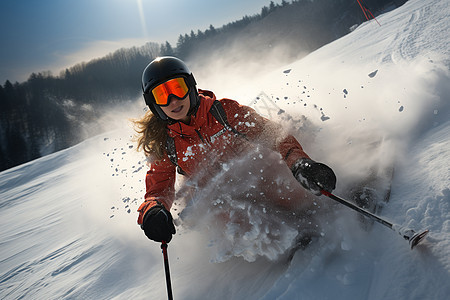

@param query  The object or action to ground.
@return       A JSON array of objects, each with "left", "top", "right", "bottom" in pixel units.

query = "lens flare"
[{"left": 136, "top": 0, "right": 148, "bottom": 38}]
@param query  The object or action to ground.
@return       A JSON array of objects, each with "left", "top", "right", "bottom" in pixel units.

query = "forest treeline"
[{"left": 0, "top": 0, "right": 406, "bottom": 171}]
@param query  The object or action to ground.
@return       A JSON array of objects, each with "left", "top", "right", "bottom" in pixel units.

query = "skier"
[{"left": 135, "top": 56, "right": 337, "bottom": 243}]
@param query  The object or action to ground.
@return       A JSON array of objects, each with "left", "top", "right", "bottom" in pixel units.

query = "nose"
[{"left": 166, "top": 96, "right": 177, "bottom": 106}]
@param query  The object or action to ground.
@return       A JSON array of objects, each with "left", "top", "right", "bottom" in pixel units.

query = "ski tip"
[{"left": 410, "top": 229, "right": 429, "bottom": 250}]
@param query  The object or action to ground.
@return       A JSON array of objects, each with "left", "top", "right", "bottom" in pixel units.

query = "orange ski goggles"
[{"left": 151, "top": 77, "right": 190, "bottom": 106}]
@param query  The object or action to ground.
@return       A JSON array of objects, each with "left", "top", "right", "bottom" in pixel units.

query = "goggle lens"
[{"left": 151, "top": 77, "right": 189, "bottom": 106}]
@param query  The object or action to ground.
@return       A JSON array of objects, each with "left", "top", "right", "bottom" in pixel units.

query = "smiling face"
[{"left": 160, "top": 94, "right": 191, "bottom": 123}]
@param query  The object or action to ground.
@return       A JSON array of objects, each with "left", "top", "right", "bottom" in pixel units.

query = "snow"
[{"left": 1, "top": 0, "right": 449, "bottom": 299}]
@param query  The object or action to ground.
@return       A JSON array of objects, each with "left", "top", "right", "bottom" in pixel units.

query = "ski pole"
[
  {"left": 161, "top": 241, "right": 173, "bottom": 300},
  {"left": 320, "top": 190, "right": 429, "bottom": 249}
]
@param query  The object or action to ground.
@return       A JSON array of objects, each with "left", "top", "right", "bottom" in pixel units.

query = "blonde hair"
[{"left": 133, "top": 110, "right": 168, "bottom": 160}]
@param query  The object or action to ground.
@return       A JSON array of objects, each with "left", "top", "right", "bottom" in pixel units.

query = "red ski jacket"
[{"left": 137, "top": 90, "right": 310, "bottom": 225}]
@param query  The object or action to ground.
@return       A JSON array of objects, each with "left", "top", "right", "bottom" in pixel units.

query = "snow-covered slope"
[{"left": 1, "top": 0, "right": 449, "bottom": 299}]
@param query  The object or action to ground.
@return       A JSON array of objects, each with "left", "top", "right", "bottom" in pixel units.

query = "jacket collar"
[{"left": 167, "top": 89, "right": 216, "bottom": 137}]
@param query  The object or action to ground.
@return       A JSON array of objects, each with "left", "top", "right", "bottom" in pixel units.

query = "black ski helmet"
[{"left": 142, "top": 56, "right": 199, "bottom": 121}]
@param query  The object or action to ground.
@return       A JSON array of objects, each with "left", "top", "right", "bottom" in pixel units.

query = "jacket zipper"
[{"left": 195, "top": 129, "right": 211, "bottom": 147}]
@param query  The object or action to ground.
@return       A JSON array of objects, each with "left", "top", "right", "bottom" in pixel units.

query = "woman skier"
[{"left": 134, "top": 56, "right": 336, "bottom": 244}]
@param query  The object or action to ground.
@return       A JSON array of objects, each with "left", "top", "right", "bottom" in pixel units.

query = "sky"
[{"left": 0, "top": 0, "right": 280, "bottom": 84}]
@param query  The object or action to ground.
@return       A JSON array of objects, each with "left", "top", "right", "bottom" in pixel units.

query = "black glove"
[
  {"left": 292, "top": 158, "right": 336, "bottom": 195},
  {"left": 141, "top": 202, "right": 176, "bottom": 243}
]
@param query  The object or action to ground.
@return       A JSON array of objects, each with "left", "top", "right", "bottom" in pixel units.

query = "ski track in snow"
[{"left": 1, "top": 0, "right": 450, "bottom": 299}]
